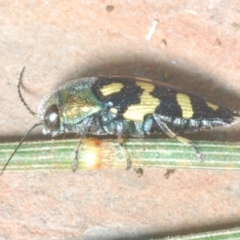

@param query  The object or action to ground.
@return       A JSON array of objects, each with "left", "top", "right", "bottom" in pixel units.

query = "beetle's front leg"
[
  {"left": 72, "top": 138, "right": 83, "bottom": 171},
  {"left": 72, "top": 117, "right": 93, "bottom": 172}
]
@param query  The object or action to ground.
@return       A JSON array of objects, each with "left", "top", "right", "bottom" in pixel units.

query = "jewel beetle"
[{"left": 1, "top": 68, "right": 239, "bottom": 174}]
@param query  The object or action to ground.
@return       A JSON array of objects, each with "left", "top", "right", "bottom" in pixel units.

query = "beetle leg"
[
  {"left": 153, "top": 114, "right": 203, "bottom": 160},
  {"left": 72, "top": 117, "right": 93, "bottom": 171},
  {"left": 116, "top": 121, "right": 132, "bottom": 170},
  {"left": 118, "top": 136, "right": 132, "bottom": 170},
  {"left": 72, "top": 139, "right": 83, "bottom": 171}
]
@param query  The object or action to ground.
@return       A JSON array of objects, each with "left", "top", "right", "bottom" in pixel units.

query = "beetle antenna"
[
  {"left": 1, "top": 122, "right": 42, "bottom": 175},
  {"left": 18, "top": 67, "right": 37, "bottom": 117}
]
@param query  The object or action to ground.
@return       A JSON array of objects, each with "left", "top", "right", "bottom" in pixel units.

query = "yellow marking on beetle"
[
  {"left": 176, "top": 93, "right": 193, "bottom": 119},
  {"left": 100, "top": 83, "right": 124, "bottom": 96},
  {"left": 206, "top": 101, "right": 219, "bottom": 111},
  {"left": 123, "top": 81, "right": 160, "bottom": 121},
  {"left": 110, "top": 107, "right": 118, "bottom": 114},
  {"left": 136, "top": 81, "right": 154, "bottom": 91}
]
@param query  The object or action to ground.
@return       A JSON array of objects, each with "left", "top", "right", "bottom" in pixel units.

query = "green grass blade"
[{"left": 0, "top": 138, "right": 240, "bottom": 172}]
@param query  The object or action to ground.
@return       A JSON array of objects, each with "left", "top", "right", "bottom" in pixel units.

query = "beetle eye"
[{"left": 44, "top": 105, "right": 60, "bottom": 130}]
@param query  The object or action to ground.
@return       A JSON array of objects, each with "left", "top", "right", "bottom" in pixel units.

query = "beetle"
[{"left": 1, "top": 68, "right": 239, "bottom": 174}]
